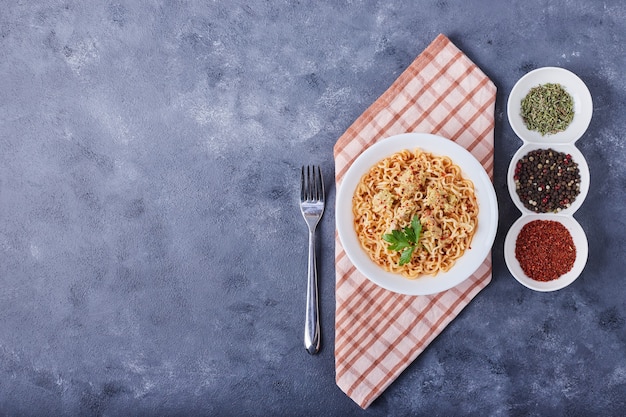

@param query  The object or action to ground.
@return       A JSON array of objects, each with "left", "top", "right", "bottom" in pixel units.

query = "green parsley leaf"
[
  {"left": 411, "top": 215, "right": 422, "bottom": 246},
  {"left": 403, "top": 223, "right": 416, "bottom": 243},
  {"left": 382, "top": 215, "right": 423, "bottom": 267},
  {"left": 399, "top": 246, "right": 415, "bottom": 266},
  {"left": 383, "top": 230, "right": 408, "bottom": 251}
]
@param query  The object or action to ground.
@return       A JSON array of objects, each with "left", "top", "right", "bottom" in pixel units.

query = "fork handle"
[{"left": 305, "top": 229, "right": 321, "bottom": 354}]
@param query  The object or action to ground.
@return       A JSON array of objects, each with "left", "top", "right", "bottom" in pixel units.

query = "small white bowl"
[
  {"left": 507, "top": 67, "right": 593, "bottom": 144},
  {"left": 504, "top": 214, "right": 588, "bottom": 292},
  {"left": 507, "top": 143, "right": 590, "bottom": 215}
]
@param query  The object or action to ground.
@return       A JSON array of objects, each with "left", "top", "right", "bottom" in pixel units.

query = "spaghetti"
[{"left": 352, "top": 148, "right": 479, "bottom": 278}]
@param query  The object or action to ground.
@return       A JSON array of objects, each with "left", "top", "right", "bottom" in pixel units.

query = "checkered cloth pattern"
[{"left": 333, "top": 34, "right": 497, "bottom": 409}]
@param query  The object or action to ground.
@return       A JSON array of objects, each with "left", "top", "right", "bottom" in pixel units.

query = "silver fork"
[{"left": 300, "top": 165, "right": 325, "bottom": 355}]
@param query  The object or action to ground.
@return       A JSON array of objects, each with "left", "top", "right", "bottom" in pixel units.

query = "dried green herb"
[{"left": 520, "top": 83, "right": 574, "bottom": 136}]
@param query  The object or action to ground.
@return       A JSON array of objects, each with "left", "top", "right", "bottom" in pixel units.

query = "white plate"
[
  {"left": 504, "top": 214, "right": 588, "bottom": 292},
  {"left": 507, "top": 143, "right": 590, "bottom": 215},
  {"left": 507, "top": 67, "right": 593, "bottom": 144},
  {"left": 335, "top": 133, "right": 498, "bottom": 296}
]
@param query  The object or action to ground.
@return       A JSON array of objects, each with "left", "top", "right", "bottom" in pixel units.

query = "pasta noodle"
[{"left": 352, "top": 148, "right": 478, "bottom": 278}]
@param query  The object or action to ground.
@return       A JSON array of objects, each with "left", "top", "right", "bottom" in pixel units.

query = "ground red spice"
[{"left": 515, "top": 219, "right": 576, "bottom": 281}]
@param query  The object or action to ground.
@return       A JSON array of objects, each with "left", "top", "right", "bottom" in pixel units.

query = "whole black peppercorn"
[{"left": 513, "top": 148, "right": 581, "bottom": 213}]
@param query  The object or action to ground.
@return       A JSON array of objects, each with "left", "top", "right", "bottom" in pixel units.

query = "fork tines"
[{"left": 301, "top": 165, "right": 324, "bottom": 203}]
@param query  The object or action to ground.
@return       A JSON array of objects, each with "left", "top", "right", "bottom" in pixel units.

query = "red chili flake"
[{"left": 515, "top": 219, "right": 576, "bottom": 281}]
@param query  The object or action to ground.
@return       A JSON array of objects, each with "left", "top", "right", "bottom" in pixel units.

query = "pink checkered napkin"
[{"left": 333, "top": 34, "right": 497, "bottom": 409}]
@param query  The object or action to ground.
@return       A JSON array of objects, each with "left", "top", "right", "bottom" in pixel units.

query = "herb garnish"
[
  {"left": 382, "top": 215, "right": 422, "bottom": 266},
  {"left": 520, "top": 83, "right": 574, "bottom": 136}
]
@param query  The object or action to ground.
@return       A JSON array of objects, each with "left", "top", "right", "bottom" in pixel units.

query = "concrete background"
[{"left": 0, "top": 1, "right": 625, "bottom": 415}]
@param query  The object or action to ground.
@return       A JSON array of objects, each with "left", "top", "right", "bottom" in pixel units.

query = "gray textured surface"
[{"left": 0, "top": 1, "right": 625, "bottom": 416}]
